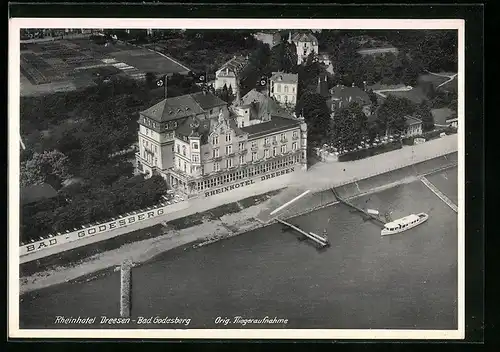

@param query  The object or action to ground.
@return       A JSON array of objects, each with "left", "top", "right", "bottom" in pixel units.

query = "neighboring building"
[
  {"left": 21, "top": 183, "right": 58, "bottom": 207},
  {"left": 431, "top": 107, "right": 455, "bottom": 128},
  {"left": 401, "top": 116, "right": 423, "bottom": 137},
  {"left": 269, "top": 72, "right": 299, "bottom": 108},
  {"left": 136, "top": 91, "right": 229, "bottom": 180},
  {"left": 447, "top": 118, "right": 458, "bottom": 129},
  {"left": 327, "top": 84, "right": 372, "bottom": 118},
  {"left": 214, "top": 56, "right": 250, "bottom": 101},
  {"left": 288, "top": 32, "right": 319, "bottom": 65},
  {"left": 318, "top": 53, "right": 332, "bottom": 66},
  {"left": 357, "top": 47, "right": 399, "bottom": 56},
  {"left": 136, "top": 89, "right": 308, "bottom": 199},
  {"left": 253, "top": 31, "right": 282, "bottom": 48}
]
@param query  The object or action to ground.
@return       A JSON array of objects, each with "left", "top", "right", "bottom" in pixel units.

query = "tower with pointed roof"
[{"left": 289, "top": 31, "right": 319, "bottom": 65}]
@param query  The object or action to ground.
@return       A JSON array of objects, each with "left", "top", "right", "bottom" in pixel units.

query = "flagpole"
[{"left": 164, "top": 74, "right": 167, "bottom": 99}]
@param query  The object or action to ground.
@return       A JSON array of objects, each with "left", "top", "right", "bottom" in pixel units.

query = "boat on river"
[{"left": 381, "top": 213, "right": 429, "bottom": 236}]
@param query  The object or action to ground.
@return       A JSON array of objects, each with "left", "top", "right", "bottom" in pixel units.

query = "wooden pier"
[
  {"left": 421, "top": 177, "right": 458, "bottom": 213},
  {"left": 330, "top": 188, "right": 386, "bottom": 227},
  {"left": 276, "top": 218, "right": 330, "bottom": 248}
]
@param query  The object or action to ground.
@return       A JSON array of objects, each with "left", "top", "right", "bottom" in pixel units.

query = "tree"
[
  {"left": 367, "top": 89, "right": 379, "bottom": 114},
  {"left": 332, "top": 103, "right": 367, "bottom": 150},
  {"left": 415, "top": 100, "right": 435, "bottom": 132},
  {"left": 376, "top": 96, "right": 416, "bottom": 135},
  {"left": 295, "top": 92, "right": 331, "bottom": 146},
  {"left": 21, "top": 150, "right": 71, "bottom": 188}
]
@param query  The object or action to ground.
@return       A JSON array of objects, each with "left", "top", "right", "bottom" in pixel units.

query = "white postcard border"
[{"left": 8, "top": 17, "right": 466, "bottom": 340}]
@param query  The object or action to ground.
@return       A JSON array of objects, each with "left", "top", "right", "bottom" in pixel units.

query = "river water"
[{"left": 19, "top": 167, "right": 458, "bottom": 330}]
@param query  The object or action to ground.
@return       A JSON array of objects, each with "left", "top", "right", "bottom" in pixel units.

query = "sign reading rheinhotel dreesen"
[{"left": 204, "top": 167, "right": 295, "bottom": 197}]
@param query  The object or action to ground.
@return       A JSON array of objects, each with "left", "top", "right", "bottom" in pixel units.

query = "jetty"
[
  {"left": 330, "top": 188, "right": 386, "bottom": 227},
  {"left": 420, "top": 177, "right": 458, "bottom": 213},
  {"left": 276, "top": 218, "right": 330, "bottom": 248}
]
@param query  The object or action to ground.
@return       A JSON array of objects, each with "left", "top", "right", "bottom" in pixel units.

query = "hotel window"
[
  {"left": 292, "top": 87, "right": 295, "bottom": 93},
  {"left": 292, "top": 142, "right": 297, "bottom": 151},
  {"left": 213, "top": 162, "right": 220, "bottom": 172},
  {"left": 264, "top": 149, "right": 269, "bottom": 158},
  {"left": 293, "top": 131, "right": 298, "bottom": 139},
  {"left": 264, "top": 137, "right": 270, "bottom": 145},
  {"left": 226, "top": 145, "right": 232, "bottom": 154},
  {"left": 226, "top": 133, "right": 232, "bottom": 143},
  {"left": 226, "top": 158, "right": 233, "bottom": 168},
  {"left": 177, "top": 145, "right": 180, "bottom": 153},
  {"left": 252, "top": 151, "right": 257, "bottom": 161},
  {"left": 182, "top": 146, "right": 186, "bottom": 156},
  {"left": 146, "top": 141, "right": 149, "bottom": 147},
  {"left": 284, "top": 85, "right": 288, "bottom": 93},
  {"left": 184, "top": 163, "right": 187, "bottom": 173},
  {"left": 276, "top": 95, "right": 281, "bottom": 101},
  {"left": 192, "top": 142, "right": 198, "bottom": 150},
  {"left": 272, "top": 147, "right": 277, "bottom": 157},
  {"left": 154, "top": 145, "right": 157, "bottom": 152},
  {"left": 213, "top": 136, "right": 219, "bottom": 145},
  {"left": 239, "top": 142, "right": 245, "bottom": 150},
  {"left": 239, "top": 155, "right": 245, "bottom": 164},
  {"left": 213, "top": 148, "right": 219, "bottom": 158},
  {"left": 272, "top": 135, "right": 277, "bottom": 143},
  {"left": 193, "top": 154, "right": 199, "bottom": 163},
  {"left": 252, "top": 141, "right": 257, "bottom": 149},
  {"left": 284, "top": 95, "right": 288, "bottom": 103},
  {"left": 281, "top": 145, "right": 287, "bottom": 154},
  {"left": 277, "top": 84, "right": 281, "bottom": 93},
  {"left": 178, "top": 158, "right": 181, "bottom": 168},
  {"left": 280, "top": 133, "right": 286, "bottom": 141}
]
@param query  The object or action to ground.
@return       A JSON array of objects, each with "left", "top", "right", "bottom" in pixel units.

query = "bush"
[{"left": 338, "top": 141, "right": 402, "bottom": 162}]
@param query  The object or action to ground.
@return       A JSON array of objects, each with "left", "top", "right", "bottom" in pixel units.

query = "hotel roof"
[
  {"left": 240, "top": 89, "right": 291, "bottom": 120},
  {"left": 270, "top": 72, "right": 299, "bottom": 85},
  {"left": 240, "top": 115, "right": 300, "bottom": 139},
  {"left": 140, "top": 92, "right": 226, "bottom": 122},
  {"left": 405, "top": 116, "right": 423, "bottom": 126}
]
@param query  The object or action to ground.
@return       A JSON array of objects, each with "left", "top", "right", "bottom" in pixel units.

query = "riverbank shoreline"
[{"left": 19, "top": 156, "right": 457, "bottom": 296}]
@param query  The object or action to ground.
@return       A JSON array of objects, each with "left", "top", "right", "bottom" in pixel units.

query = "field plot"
[{"left": 19, "top": 39, "right": 191, "bottom": 97}]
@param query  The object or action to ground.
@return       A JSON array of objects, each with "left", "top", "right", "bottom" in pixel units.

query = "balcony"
[
  {"left": 213, "top": 156, "right": 222, "bottom": 162},
  {"left": 227, "top": 152, "right": 236, "bottom": 157},
  {"left": 238, "top": 149, "right": 248, "bottom": 155},
  {"left": 251, "top": 145, "right": 258, "bottom": 151},
  {"left": 272, "top": 140, "right": 278, "bottom": 145},
  {"left": 263, "top": 142, "right": 271, "bottom": 147},
  {"left": 292, "top": 135, "right": 299, "bottom": 140},
  {"left": 281, "top": 138, "right": 288, "bottom": 143}
]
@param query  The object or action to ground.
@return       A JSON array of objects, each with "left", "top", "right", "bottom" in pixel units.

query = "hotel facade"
[{"left": 136, "top": 89, "right": 308, "bottom": 199}]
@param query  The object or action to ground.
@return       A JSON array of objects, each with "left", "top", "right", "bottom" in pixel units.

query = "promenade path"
[
  {"left": 21, "top": 134, "right": 458, "bottom": 263},
  {"left": 256, "top": 134, "right": 458, "bottom": 223}
]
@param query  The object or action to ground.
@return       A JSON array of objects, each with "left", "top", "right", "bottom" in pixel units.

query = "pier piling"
[
  {"left": 120, "top": 260, "right": 133, "bottom": 318},
  {"left": 276, "top": 219, "right": 329, "bottom": 248}
]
